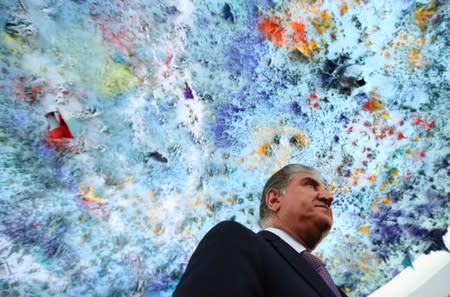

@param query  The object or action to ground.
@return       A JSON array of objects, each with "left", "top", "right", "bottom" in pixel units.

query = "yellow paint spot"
[
  {"left": 292, "top": 132, "right": 308, "bottom": 147},
  {"left": 359, "top": 226, "right": 370, "bottom": 234},
  {"left": 256, "top": 143, "right": 271, "bottom": 156},
  {"left": 152, "top": 223, "right": 164, "bottom": 236},
  {"left": 192, "top": 197, "right": 201, "bottom": 207},
  {"left": 125, "top": 176, "right": 133, "bottom": 185},
  {"left": 343, "top": 287, "right": 352, "bottom": 294},
  {"left": 389, "top": 168, "right": 399, "bottom": 176},
  {"left": 51, "top": 28, "right": 137, "bottom": 96},
  {"left": 80, "top": 185, "right": 107, "bottom": 204},
  {"left": 228, "top": 196, "right": 237, "bottom": 205},
  {"left": 339, "top": 2, "right": 348, "bottom": 16},
  {"left": 291, "top": 39, "right": 320, "bottom": 59},
  {"left": 381, "top": 112, "right": 390, "bottom": 120},
  {"left": 371, "top": 204, "right": 379, "bottom": 213},
  {"left": 328, "top": 182, "right": 337, "bottom": 192},
  {"left": 380, "top": 48, "right": 391, "bottom": 58},
  {"left": 382, "top": 197, "right": 393, "bottom": 204},
  {"left": 363, "top": 95, "right": 385, "bottom": 113},
  {"left": 312, "top": 10, "right": 333, "bottom": 34},
  {"left": 351, "top": 168, "right": 364, "bottom": 185},
  {"left": 367, "top": 175, "right": 377, "bottom": 183},
  {"left": 1, "top": 32, "right": 27, "bottom": 57},
  {"left": 340, "top": 186, "right": 349, "bottom": 193},
  {"left": 380, "top": 181, "right": 389, "bottom": 192},
  {"left": 205, "top": 202, "right": 213, "bottom": 215},
  {"left": 408, "top": 48, "right": 425, "bottom": 69},
  {"left": 147, "top": 191, "right": 156, "bottom": 200},
  {"left": 414, "top": 3, "right": 436, "bottom": 30},
  {"left": 98, "top": 60, "right": 137, "bottom": 96},
  {"left": 416, "top": 36, "right": 426, "bottom": 46}
]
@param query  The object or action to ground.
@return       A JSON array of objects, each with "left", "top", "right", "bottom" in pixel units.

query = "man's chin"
[{"left": 317, "top": 218, "right": 333, "bottom": 235}]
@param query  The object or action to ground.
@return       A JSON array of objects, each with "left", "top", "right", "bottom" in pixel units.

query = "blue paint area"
[{"left": 0, "top": 1, "right": 449, "bottom": 297}]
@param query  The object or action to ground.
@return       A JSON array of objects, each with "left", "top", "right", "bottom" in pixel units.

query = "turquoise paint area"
[{"left": 0, "top": 1, "right": 449, "bottom": 296}]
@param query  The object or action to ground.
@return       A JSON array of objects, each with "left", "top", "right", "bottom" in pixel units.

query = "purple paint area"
[
  {"left": 183, "top": 83, "right": 194, "bottom": 100},
  {"left": 1, "top": 212, "right": 67, "bottom": 258},
  {"left": 213, "top": 103, "right": 245, "bottom": 148}
]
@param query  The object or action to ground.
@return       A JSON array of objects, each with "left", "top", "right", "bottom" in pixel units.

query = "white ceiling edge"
[{"left": 369, "top": 226, "right": 450, "bottom": 297}]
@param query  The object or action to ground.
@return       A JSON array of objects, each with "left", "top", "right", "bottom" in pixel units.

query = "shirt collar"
[{"left": 264, "top": 227, "right": 306, "bottom": 253}]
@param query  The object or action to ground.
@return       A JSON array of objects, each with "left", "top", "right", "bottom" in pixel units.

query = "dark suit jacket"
[{"left": 173, "top": 221, "right": 348, "bottom": 297}]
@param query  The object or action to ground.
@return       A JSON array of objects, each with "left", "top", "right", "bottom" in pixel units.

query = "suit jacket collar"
[{"left": 258, "top": 230, "right": 338, "bottom": 297}]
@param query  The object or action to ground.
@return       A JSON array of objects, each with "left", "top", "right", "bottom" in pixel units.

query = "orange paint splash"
[
  {"left": 359, "top": 226, "right": 370, "bottom": 234},
  {"left": 408, "top": 48, "right": 425, "bottom": 69},
  {"left": 289, "top": 21, "right": 306, "bottom": 43},
  {"left": 339, "top": 3, "right": 349, "bottom": 16},
  {"left": 291, "top": 39, "right": 320, "bottom": 58},
  {"left": 363, "top": 97, "right": 384, "bottom": 113},
  {"left": 312, "top": 10, "right": 333, "bottom": 34},
  {"left": 255, "top": 143, "right": 272, "bottom": 156},
  {"left": 258, "top": 17, "right": 286, "bottom": 46},
  {"left": 414, "top": 3, "right": 436, "bottom": 30}
]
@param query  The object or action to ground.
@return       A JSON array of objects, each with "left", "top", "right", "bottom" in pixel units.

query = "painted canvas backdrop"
[{"left": 0, "top": 0, "right": 449, "bottom": 296}]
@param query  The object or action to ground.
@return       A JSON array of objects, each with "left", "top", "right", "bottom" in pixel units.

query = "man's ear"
[{"left": 266, "top": 188, "right": 281, "bottom": 212}]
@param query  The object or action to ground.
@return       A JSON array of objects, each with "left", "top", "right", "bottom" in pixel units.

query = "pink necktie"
[{"left": 300, "top": 250, "right": 342, "bottom": 297}]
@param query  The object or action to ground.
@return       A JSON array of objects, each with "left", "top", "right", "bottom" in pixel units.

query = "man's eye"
[{"left": 306, "top": 182, "right": 318, "bottom": 189}]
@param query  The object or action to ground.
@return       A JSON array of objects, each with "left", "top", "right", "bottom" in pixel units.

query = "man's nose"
[{"left": 318, "top": 188, "right": 334, "bottom": 205}]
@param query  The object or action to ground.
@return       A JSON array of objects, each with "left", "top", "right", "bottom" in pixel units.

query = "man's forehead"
[
  {"left": 290, "top": 172, "right": 322, "bottom": 180},
  {"left": 289, "top": 172, "right": 328, "bottom": 185}
]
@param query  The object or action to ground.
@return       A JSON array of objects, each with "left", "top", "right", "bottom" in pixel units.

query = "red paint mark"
[
  {"left": 425, "top": 120, "right": 435, "bottom": 129},
  {"left": 165, "top": 54, "right": 174, "bottom": 66},
  {"left": 312, "top": 101, "right": 320, "bottom": 109},
  {"left": 289, "top": 21, "right": 306, "bottom": 43},
  {"left": 93, "top": 14, "right": 137, "bottom": 55},
  {"left": 13, "top": 77, "right": 43, "bottom": 104},
  {"left": 396, "top": 132, "right": 405, "bottom": 140},
  {"left": 30, "top": 85, "right": 42, "bottom": 103},
  {"left": 45, "top": 111, "right": 73, "bottom": 147},
  {"left": 258, "top": 17, "right": 286, "bottom": 46},
  {"left": 379, "top": 126, "right": 396, "bottom": 139},
  {"left": 412, "top": 115, "right": 436, "bottom": 130},
  {"left": 412, "top": 115, "right": 424, "bottom": 125},
  {"left": 309, "top": 91, "right": 318, "bottom": 99},
  {"left": 362, "top": 97, "right": 384, "bottom": 113},
  {"left": 417, "top": 150, "right": 426, "bottom": 158}
]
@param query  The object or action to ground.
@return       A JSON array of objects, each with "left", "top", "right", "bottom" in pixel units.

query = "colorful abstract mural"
[{"left": 0, "top": 0, "right": 449, "bottom": 296}]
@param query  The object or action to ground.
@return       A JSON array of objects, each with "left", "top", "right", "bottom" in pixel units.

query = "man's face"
[{"left": 274, "top": 172, "right": 334, "bottom": 245}]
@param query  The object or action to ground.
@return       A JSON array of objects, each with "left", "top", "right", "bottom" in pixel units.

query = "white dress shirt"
[{"left": 265, "top": 227, "right": 306, "bottom": 253}]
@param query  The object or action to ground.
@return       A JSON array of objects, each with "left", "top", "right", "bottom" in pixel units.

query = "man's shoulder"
[{"left": 202, "top": 220, "right": 258, "bottom": 242}]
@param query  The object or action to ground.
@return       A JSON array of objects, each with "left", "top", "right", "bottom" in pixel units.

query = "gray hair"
[{"left": 259, "top": 164, "right": 319, "bottom": 224}]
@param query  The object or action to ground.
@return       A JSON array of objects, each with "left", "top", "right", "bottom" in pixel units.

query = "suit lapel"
[{"left": 258, "top": 230, "right": 336, "bottom": 297}]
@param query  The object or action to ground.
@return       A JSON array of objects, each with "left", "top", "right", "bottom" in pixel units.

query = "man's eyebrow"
[
  {"left": 300, "top": 177, "right": 320, "bottom": 185},
  {"left": 300, "top": 177, "right": 329, "bottom": 190}
]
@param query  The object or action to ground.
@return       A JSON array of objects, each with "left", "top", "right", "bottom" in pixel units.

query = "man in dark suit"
[{"left": 173, "top": 164, "right": 348, "bottom": 297}]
